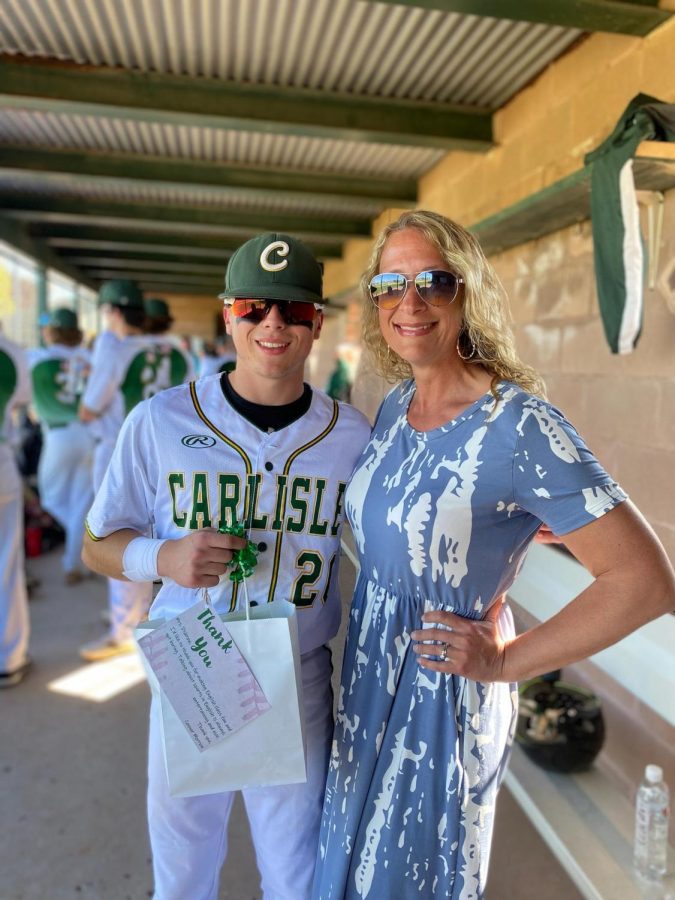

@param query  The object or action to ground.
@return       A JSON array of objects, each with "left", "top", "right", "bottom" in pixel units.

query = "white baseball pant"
[
  {"left": 0, "top": 445, "right": 30, "bottom": 673},
  {"left": 148, "top": 644, "right": 334, "bottom": 900},
  {"left": 38, "top": 421, "right": 94, "bottom": 573}
]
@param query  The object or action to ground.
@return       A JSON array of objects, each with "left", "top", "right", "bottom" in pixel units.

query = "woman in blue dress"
[{"left": 313, "top": 211, "right": 675, "bottom": 899}]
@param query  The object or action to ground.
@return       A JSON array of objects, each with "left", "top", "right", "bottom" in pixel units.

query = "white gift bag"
[{"left": 136, "top": 598, "right": 306, "bottom": 798}]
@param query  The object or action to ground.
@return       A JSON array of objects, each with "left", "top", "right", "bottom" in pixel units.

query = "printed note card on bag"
[
  {"left": 137, "top": 601, "right": 270, "bottom": 752},
  {"left": 135, "top": 598, "right": 306, "bottom": 797}
]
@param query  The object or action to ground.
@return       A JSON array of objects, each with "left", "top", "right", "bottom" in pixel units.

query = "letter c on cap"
[{"left": 260, "top": 240, "right": 289, "bottom": 272}]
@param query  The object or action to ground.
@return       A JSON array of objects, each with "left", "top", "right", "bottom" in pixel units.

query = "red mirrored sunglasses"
[{"left": 227, "top": 299, "right": 322, "bottom": 328}]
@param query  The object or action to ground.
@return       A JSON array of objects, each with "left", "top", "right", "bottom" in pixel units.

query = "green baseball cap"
[
  {"left": 98, "top": 279, "right": 144, "bottom": 309},
  {"left": 47, "top": 307, "right": 78, "bottom": 329},
  {"left": 220, "top": 233, "right": 323, "bottom": 304},
  {"left": 145, "top": 297, "right": 170, "bottom": 318}
]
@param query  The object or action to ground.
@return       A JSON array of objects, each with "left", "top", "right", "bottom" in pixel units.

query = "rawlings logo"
[{"left": 181, "top": 434, "right": 217, "bottom": 448}]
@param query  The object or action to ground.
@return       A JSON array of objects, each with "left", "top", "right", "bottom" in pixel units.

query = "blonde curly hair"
[{"left": 361, "top": 210, "right": 546, "bottom": 399}]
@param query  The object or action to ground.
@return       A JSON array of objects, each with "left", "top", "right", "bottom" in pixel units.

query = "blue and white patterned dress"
[{"left": 313, "top": 380, "right": 627, "bottom": 900}]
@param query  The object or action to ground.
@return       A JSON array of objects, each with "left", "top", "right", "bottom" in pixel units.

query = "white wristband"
[{"left": 122, "top": 536, "right": 167, "bottom": 582}]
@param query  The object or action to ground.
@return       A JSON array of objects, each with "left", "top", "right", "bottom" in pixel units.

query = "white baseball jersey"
[
  {"left": 86, "top": 375, "right": 371, "bottom": 654},
  {"left": 82, "top": 331, "right": 164, "bottom": 444},
  {"left": 0, "top": 333, "right": 31, "bottom": 443},
  {"left": 0, "top": 333, "right": 31, "bottom": 673},
  {"left": 198, "top": 352, "right": 236, "bottom": 378},
  {"left": 27, "top": 344, "right": 92, "bottom": 427},
  {"left": 146, "top": 334, "right": 195, "bottom": 388}
]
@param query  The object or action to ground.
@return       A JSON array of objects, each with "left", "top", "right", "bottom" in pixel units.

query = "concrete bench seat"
[{"left": 505, "top": 742, "right": 674, "bottom": 899}]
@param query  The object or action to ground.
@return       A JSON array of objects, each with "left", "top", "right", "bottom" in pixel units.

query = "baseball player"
[
  {"left": 144, "top": 296, "right": 195, "bottom": 386},
  {"left": 79, "top": 280, "right": 160, "bottom": 661},
  {"left": 28, "top": 307, "right": 94, "bottom": 584},
  {"left": 81, "top": 233, "right": 371, "bottom": 899},
  {"left": 198, "top": 336, "right": 237, "bottom": 377},
  {"left": 0, "top": 327, "right": 32, "bottom": 688}
]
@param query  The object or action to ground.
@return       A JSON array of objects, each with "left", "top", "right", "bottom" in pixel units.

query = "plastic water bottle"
[{"left": 634, "top": 764, "right": 670, "bottom": 879}]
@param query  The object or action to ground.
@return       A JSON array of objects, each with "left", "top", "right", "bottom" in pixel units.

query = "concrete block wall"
[
  {"left": 490, "top": 196, "right": 675, "bottom": 565},
  {"left": 497, "top": 203, "right": 675, "bottom": 830},
  {"left": 325, "top": 18, "right": 675, "bottom": 300},
  {"left": 420, "top": 22, "right": 675, "bottom": 225}
]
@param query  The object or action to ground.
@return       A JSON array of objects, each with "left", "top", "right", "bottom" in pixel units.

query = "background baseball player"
[
  {"left": 28, "top": 307, "right": 94, "bottom": 585},
  {"left": 198, "top": 336, "right": 237, "bottom": 377},
  {"left": 81, "top": 233, "right": 371, "bottom": 899},
  {"left": 143, "top": 296, "right": 195, "bottom": 386},
  {"left": 79, "top": 280, "right": 158, "bottom": 661},
  {"left": 0, "top": 324, "right": 32, "bottom": 687}
]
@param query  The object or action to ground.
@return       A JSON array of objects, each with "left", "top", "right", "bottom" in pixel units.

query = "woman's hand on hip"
[{"left": 410, "top": 598, "right": 509, "bottom": 682}]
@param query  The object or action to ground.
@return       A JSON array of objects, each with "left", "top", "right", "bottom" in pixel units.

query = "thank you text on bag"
[{"left": 137, "top": 600, "right": 270, "bottom": 752}]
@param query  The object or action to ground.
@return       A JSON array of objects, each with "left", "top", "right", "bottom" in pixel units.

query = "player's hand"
[
  {"left": 157, "top": 529, "right": 248, "bottom": 588},
  {"left": 410, "top": 598, "right": 509, "bottom": 682},
  {"left": 79, "top": 403, "right": 98, "bottom": 423},
  {"left": 534, "top": 524, "right": 561, "bottom": 544}
]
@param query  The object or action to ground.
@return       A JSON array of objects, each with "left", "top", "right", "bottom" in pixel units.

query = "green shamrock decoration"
[{"left": 218, "top": 522, "right": 259, "bottom": 583}]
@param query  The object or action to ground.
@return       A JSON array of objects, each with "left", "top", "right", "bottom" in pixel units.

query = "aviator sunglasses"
[
  {"left": 226, "top": 299, "right": 323, "bottom": 328},
  {"left": 368, "top": 270, "right": 464, "bottom": 310}
]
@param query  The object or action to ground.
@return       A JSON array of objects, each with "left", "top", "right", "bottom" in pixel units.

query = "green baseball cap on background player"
[
  {"left": 220, "top": 233, "right": 324, "bottom": 305},
  {"left": 145, "top": 297, "right": 170, "bottom": 318},
  {"left": 47, "top": 307, "right": 79, "bottom": 329},
  {"left": 98, "top": 279, "right": 145, "bottom": 309}
]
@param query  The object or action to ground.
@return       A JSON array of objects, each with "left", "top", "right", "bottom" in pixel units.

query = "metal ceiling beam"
[
  {"left": 0, "top": 216, "right": 95, "bottom": 289},
  {"left": 33, "top": 227, "right": 342, "bottom": 259},
  {"left": 50, "top": 239, "right": 230, "bottom": 260},
  {"left": 1, "top": 194, "right": 371, "bottom": 239},
  {"left": 83, "top": 268, "right": 220, "bottom": 285},
  {"left": 59, "top": 248, "right": 229, "bottom": 265},
  {"left": 0, "top": 57, "right": 492, "bottom": 150},
  {"left": 65, "top": 256, "right": 226, "bottom": 274},
  {"left": 136, "top": 282, "right": 221, "bottom": 296},
  {"left": 17, "top": 211, "right": 348, "bottom": 248},
  {"left": 373, "top": 0, "right": 670, "bottom": 36},
  {"left": 0, "top": 145, "right": 416, "bottom": 207}
]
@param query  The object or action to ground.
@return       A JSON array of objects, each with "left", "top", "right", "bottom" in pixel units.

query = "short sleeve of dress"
[
  {"left": 511, "top": 396, "right": 627, "bottom": 536},
  {"left": 86, "top": 399, "right": 159, "bottom": 538}
]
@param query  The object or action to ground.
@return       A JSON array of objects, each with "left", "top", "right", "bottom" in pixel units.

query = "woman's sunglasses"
[
  {"left": 368, "top": 270, "right": 463, "bottom": 310},
  {"left": 226, "top": 299, "right": 323, "bottom": 328}
]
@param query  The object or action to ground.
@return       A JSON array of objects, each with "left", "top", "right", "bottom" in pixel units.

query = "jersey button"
[
  {"left": 264, "top": 461, "right": 273, "bottom": 471},
  {"left": 258, "top": 542, "right": 267, "bottom": 552}
]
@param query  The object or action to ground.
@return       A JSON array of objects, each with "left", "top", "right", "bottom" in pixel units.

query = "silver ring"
[{"left": 439, "top": 645, "right": 447, "bottom": 662}]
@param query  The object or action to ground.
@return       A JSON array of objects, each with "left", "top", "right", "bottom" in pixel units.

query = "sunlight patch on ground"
[{"left": 47, "top": 652, "right": 147, "bottom": 702}]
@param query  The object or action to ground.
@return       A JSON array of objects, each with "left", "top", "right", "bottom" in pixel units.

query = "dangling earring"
[{"left": 456, "top": 328, "right": 476, "bottom": 361}]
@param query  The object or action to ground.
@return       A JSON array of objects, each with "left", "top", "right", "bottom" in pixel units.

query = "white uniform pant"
[
  {"left": 38, "top": 422, "right": 94, "bottom": 573},
  {"left": 0, "top": 445, "right": 29, "bottom": 673},
  {"left": 94, "top": 439, "right": 152, "bottom": 641},
  {"left": 148, "top": 644, "right": 334, "bottom": 900}
]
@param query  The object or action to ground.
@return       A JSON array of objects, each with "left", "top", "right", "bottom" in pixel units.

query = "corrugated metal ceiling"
[
  {"left": 0, "top": 171, "right": 386, "bottom": 219},
  {"left": 0, "top": 0, "right": 580, "bottom": 108},
  {"left": 0, "top": 109, "right": 445, "bottom": 178},
  {"left": 1, "top": 0, "right": 634, "bottom": 295}
]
